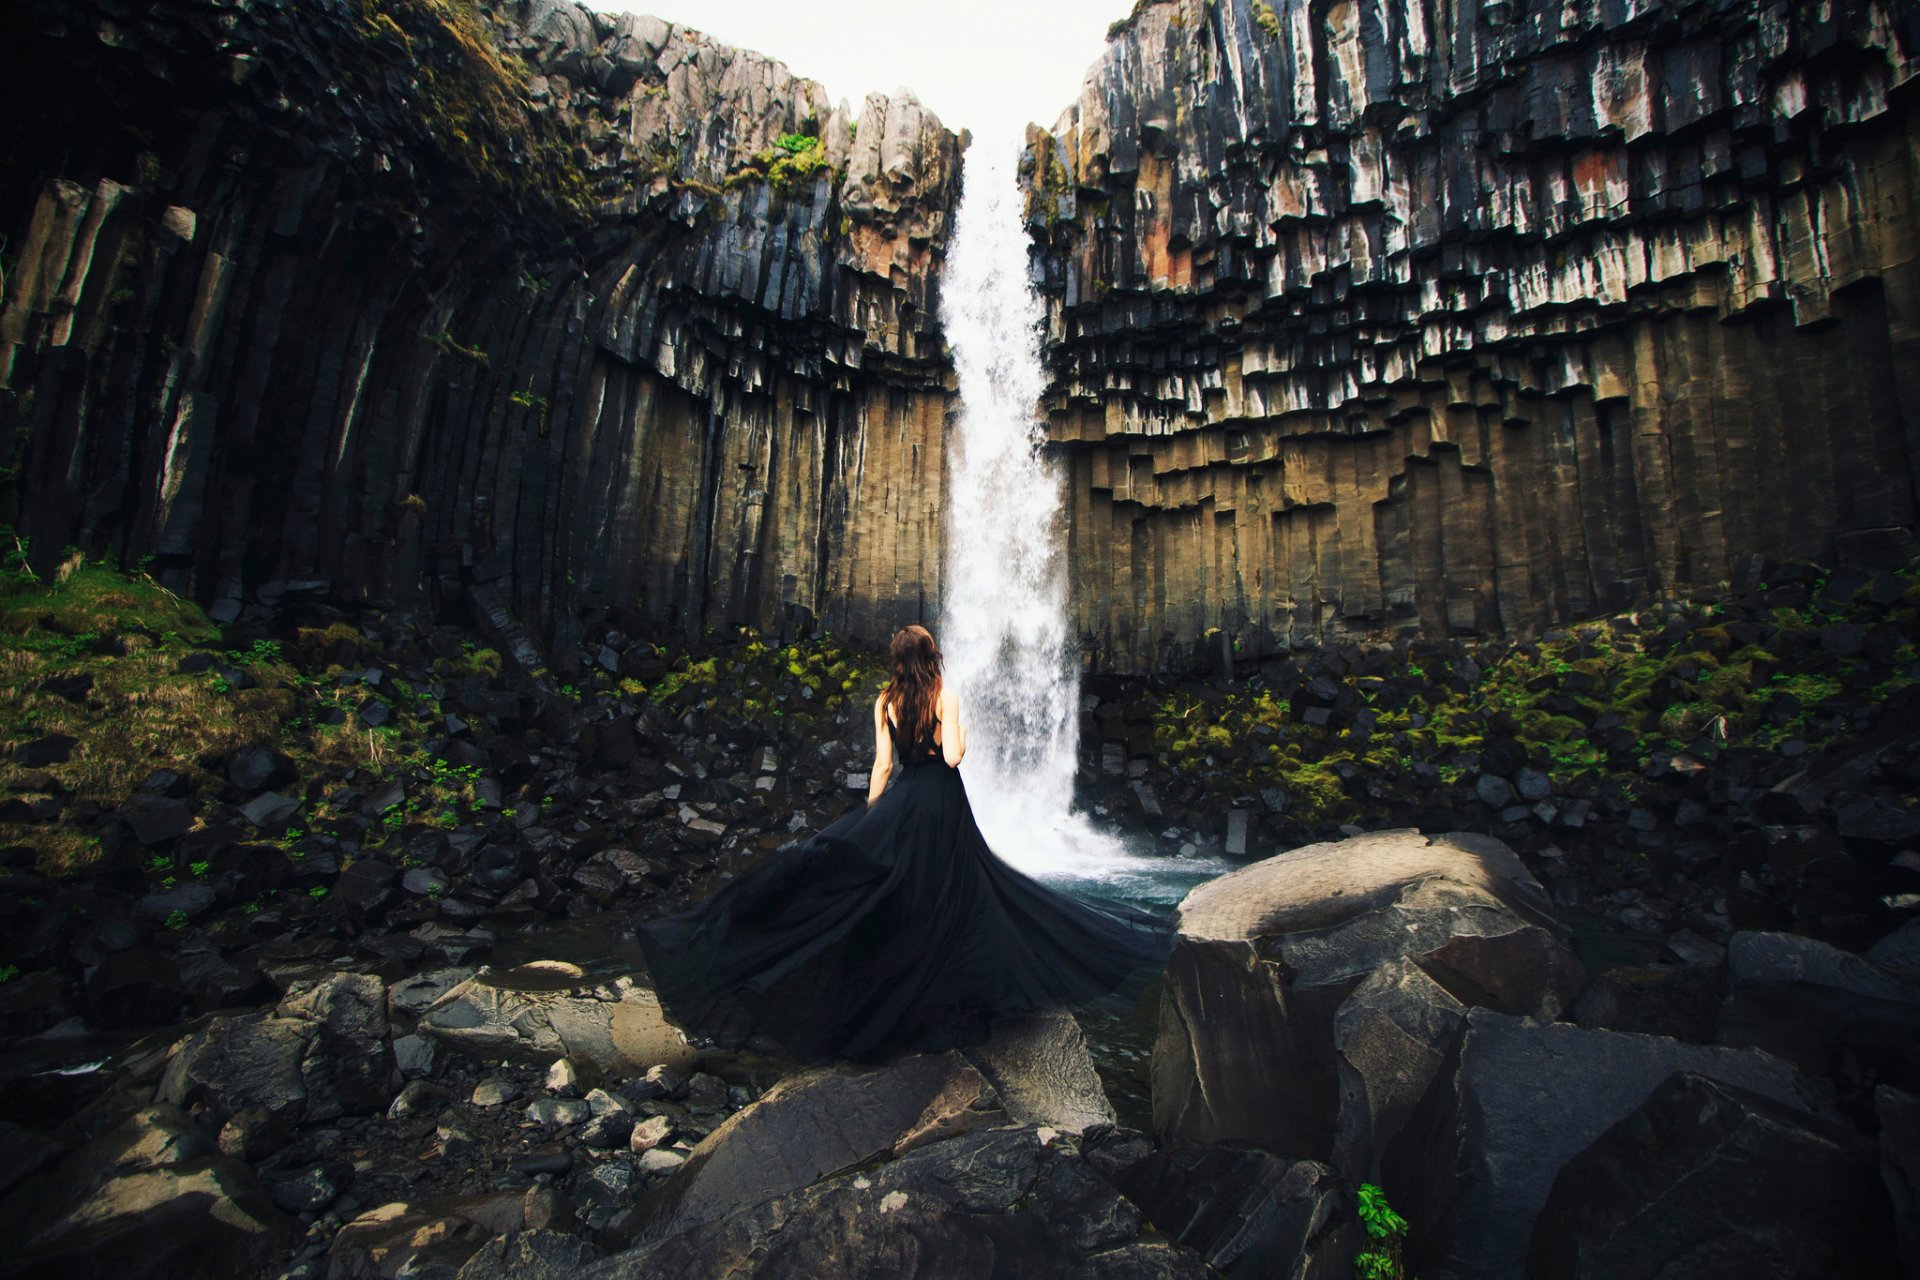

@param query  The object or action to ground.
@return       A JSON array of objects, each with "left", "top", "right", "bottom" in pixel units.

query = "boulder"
[
  {"left": 0, "top": 1106, "right": 290, "bottom": 1280},
  {"left": 1716, "top": 930, "right": 1920, "bottom": 1106},
  {"left": 1330, "top": 958, "right": 1466, "bottom": 1181},
  {"left": 1155, "top": 830, "right": 1582, "bottom": 1158},
  {"left": 1879, "top": 1087, "right": 1920, "bottom": 1278},
  {"left": 419, "top": 967, "right": 695, "bottom": 1075},
  {"left": 585, "top": 1128, "right": 1211, "bottom": 1278},
  {"left": 157, "top": 1012, "right": 315, "bottom": 1133},
  {"left": 964, "top": 1010, "right": 1115, "bottom": 1134},
  {"left": 1529, "top": 1073, "right": 1898, "bottom": 1278},
  {"left": 1386, "top": 1009, "right": 1836, "bottom": 1279},
  {"left": 1109, "top": 1143, "right": 1358, "bottom": 1279},
  {"left": 638, "top": 1050, "right": 1004, "bottom": 1240},
  {"left": 326, "top": 1193, "right": 526, "bottom": 1280},
  {"left": 455, "top": 1228, "right": 600, "bottom": 1280}
]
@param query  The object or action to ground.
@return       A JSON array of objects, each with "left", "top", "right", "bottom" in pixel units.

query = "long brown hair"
[{"left": 885, "top": 624, "right": 942, "bottom": 746}]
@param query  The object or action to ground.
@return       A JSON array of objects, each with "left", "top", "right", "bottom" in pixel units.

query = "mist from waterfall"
[{"left": 939, "top": 138, "right": 1224, "bottom": 903}]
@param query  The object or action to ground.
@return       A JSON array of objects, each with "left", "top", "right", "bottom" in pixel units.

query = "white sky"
[{"left": 584, "top": 0, "right": 1128, "bottom": 144}]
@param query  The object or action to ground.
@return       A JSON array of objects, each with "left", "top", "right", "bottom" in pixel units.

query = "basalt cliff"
[
  {"left": 1026, "top": 0, "right": 1920, "bottom": 671},
  {"left": 1, "top": 0, "right": 959, "bottom": 667},
  {"left": 2, "top": 0, "right": 1918, "bottom": 674}
]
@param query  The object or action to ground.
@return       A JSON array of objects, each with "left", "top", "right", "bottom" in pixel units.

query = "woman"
[{"left": 637, "top": 624, "right": 1172, "bottom": 1063}]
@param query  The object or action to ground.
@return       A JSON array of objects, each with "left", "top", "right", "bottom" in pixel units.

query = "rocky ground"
[{"left": 0, "top": 542, "right": 1917, "bottom": 1276}]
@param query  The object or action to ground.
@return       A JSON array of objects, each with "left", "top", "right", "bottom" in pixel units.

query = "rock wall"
[
  {"left": 1026, "top": 0, "right": 1920, "bottom": 672},
  {"left": 0, "top": 0, "right": 960, "bottom": 662}
]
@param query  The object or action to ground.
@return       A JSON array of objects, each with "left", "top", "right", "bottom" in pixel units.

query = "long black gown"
[{"left": 636, "top": 712, "right": 1174, "bottom": 1063}]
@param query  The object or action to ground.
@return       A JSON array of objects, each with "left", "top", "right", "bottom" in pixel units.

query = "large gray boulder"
[
  {"left": 420, "top": 964, "right": 697, "bottom": 1075},
  {"left": 1155, "top": 829, "right": 1583, "bottom": 1158},
  {"left": 1528, "top": 1072, "right": 1898, "bottom": 1278},
  {"left": 587, "top": 1127, "right": 1212, "bottom": 1279},
  {"left": 637, "top": 1050, "right": 1005, "bottom": 1241},
  {"left": 1385, "top": 1009, "right": 1836, "bottom": 1280},
  {"left": 1330, "top": 958, "right": 1466, "bottom": 1182}
]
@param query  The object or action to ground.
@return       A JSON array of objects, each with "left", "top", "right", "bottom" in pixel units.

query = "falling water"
[{"left": 940, "top": 139, "right": 1225, "bottom": 904}]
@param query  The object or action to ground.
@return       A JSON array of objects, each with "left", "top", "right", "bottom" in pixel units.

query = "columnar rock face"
[
  {"left": 0, "top": 0, "right": 959, "bottom": 656},
  {"left": 1026, "top": 0, "right": 1920, "bottom": 672}
]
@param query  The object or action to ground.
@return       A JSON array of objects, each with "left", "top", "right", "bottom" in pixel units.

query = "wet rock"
[
  {"left": 587, "top": 1127, "right": 1210, "bottom": 1278},
  {"left": 124, "top": 799, "right": 195, "bottom": 846},
  {"left": 1155, "top": 830, "right": 1582, "bottom": 1158},
  {"left": 1385, "top": 1009, "right": 1836, "bottom": 1279},
  {"left": 1528, "top": 1073, "right": 1898, "bottom": 1278},
  {"left": 1571, "top": 961, "right": 1729, "bottom": 1044},
  {"left": 86, "top": 948, "right": 190, "bottom": 1028},
  {"left": 133, "top": 882, "right": 216, "bottom": 925},
  {"left": 0, "top": 1122, "right": 65, "bottom": 1199},
  {"left": 638, "top": 1050, "right": 1004, "bottom": 1240},
  {"left": 267, "top": 1163, "right": 352, "bottom": 1216}
]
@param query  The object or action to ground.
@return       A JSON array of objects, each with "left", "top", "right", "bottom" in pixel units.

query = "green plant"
[
  {"left": 0, "top": 964, "right": 17, "bottom": 984},
  {"left": 163, "top": 909, "right": 188, "bottom": 931},
  {"left": 209, "top": 674, "right": 232, "bottom": 695},
  {"left": 308, "top": 885, "right": 329, "bottom": 900},
  {"left": 147, "top": 854, "right": 171, "bottom": 872},
  {"left": 1252, "top": 0, "right": 1281, "bottom": 38},
  {"left": 242, "top": 899, "right": 261, "bottom": 914},
  {"left": 189, "top": 860, "right": 210, "bottom": 877},
  {"left": 160, "top": 875, "right": 177, "bottom": 890},
  {"left": 1354, "top": 1183, "right": 1410, "bottom": 1280}
]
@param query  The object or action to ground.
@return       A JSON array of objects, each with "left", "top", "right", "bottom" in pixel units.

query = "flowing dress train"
[{"left": 636, "top": 714, "right": 1173, "bottom": 1063}]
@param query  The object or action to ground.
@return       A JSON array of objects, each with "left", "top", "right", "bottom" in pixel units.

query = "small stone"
[
  {"left": 387, "top": 1080, "right": 447, "bottom": 1119},
  {"left": 471, "top": 1079, "right": 518, "bottom": 1107},
  {"left": 642, "top": 1065, "right": 688, "bottom": 1099},
  {"left": 1475, "top": 774, "right": 1515, "bottom": 808},
  {"left": 585, "top": 1088, "right": 629, "bottom": 1118},
  {"left": 581, "top": 1112, "right": 634, "bottom": 1149},
  {"left": 628, "top": 1114, "right": 673, "bottom": 1152},
  {"left": 545, "top": 1058, "right": 582, "bottom": 1097},
  {"left": 634, "top": 1148, "right": 686, "bottom": 1175},
  {"left": 391, "top": 1035, "right": 436, "bottom": 1080},
  {"left": 1514, "top": 768, "right": 1551, "bottom": 801},
  {"left": 526, "top": 1097, "right": 591, "bottom": 1128}
]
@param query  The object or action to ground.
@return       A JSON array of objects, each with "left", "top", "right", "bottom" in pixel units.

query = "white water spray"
[{"left": 939, "top": 139, "right": 1225, "bottom": 903}]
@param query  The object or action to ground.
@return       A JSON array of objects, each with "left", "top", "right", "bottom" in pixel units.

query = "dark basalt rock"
[
  {"left": 1384, "top": 1008, "right": 1836, "bottom": 1280},
  {"left": 1023, "top": 0, "right": 1920, "bottom": 671},
  {"left": 1109, "top": 1143, "right": 1359, "bottom": 1279},
  {"left": 1528, "top": 1072, "right": 1899, "bottom": 1279},
  {"left": 588, "top": 1127, "right": 1212, "bottom": 1279},
  {"left": 1154, "top": 829, "right": 1582, "bottom": 1160}
]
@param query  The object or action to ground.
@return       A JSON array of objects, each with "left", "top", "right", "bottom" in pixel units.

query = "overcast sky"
[{"left": 584, "top": 0, "right": 1128, "bottom": 144}]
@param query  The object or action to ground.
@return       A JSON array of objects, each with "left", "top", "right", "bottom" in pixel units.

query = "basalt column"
[
  {"left": 0, "top": 0, "right": 961, "bottom": 661},
  {"left": 1025, "top": 0, "right": 1920, "bottom": 674}
]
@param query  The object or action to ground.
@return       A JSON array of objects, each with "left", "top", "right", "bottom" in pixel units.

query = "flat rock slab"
[
  {"left": 1155, "top": 829, "right": 1582, "bottom": 1159},
  {"left": 964, "top": 1010, "right": 1115, "bottom": 1135},
  {"left": 1529, "top": 1072, "right": 1898, "bottom": 1278},
  {"left": 420, "top": 967, "right": 696, "bottom": 1076},
  {"left": 1386, "top": 1008, "right": 1836, "bottom": 1280},
  {"left": 328, "top": 1192, "right": 526, "bottom": 1280},
  {"left": 588, "top": 1127, "right": 1212, "bottom": 1279},
  {"left": 639, "top": 1050, "right": 1003, "bottom": 1240}
]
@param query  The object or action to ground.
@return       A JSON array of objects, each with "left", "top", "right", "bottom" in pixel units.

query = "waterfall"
[
  {"left": 939, "top": 138, "right": 1080, "bottom": 851},
  {"left": 940, "top": 138, "right": 1222, "bottom": 902}
]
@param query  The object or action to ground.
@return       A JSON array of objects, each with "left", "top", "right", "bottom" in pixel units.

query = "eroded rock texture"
[
  {"left": 1026, "top": 0, "right": 1920, "bottom": 671},
  {"left": 0, "top": 0, "right": 959, "bottom": 656}
]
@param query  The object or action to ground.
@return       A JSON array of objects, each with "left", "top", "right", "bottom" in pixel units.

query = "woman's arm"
[
  {"left": 867, "top": 693, "right": 894, "bottom": 804},
  {"left": 940, "top": 684, "right": 967, "bottom": 767}
]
